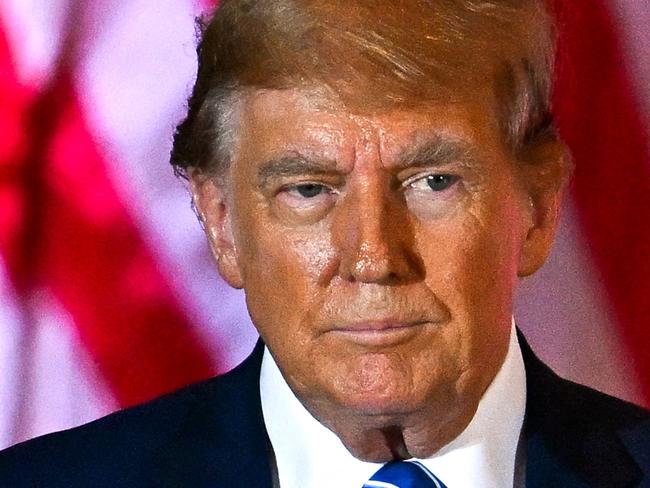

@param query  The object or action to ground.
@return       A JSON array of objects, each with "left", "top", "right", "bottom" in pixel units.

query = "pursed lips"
[
  {"left": 335, "top": 320, "right": 427, "bottom": 332},
  {"left": 323, "top": 319, "right": 434, "bottom": 346}
]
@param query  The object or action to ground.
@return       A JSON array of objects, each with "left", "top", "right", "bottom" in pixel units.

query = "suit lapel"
[
  {"left": 149, "top": 341, "right": 274, "bottom": 488},
  {"left": 519, "top": 331, "right": 642, "bottom": 488}
]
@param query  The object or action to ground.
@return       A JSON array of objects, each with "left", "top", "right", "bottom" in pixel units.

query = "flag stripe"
[
  {"left": 42, "top": 79, "right": 216, "bottom": 406},
  {"left": 551, "top": 0, "right": 650, "bottom": 403},
  {"left": 0, "top": 20, "right": 34, "bottom": 278},
  {"left": 0, "top": 15, "right": 216, "bottom": 407}
]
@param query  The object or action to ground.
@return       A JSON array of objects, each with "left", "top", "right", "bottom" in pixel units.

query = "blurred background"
[{"left": 0, "top": 0, "right": 648, "bottom": 450}]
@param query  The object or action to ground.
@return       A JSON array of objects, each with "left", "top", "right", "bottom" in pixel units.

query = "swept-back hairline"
[{"left": 171, "top": 0, "right": 559, "bottom": 179}]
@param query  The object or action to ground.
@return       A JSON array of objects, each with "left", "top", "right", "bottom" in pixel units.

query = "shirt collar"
[{"left": 260, "top": 321, "right": 526, "bottom": 488}]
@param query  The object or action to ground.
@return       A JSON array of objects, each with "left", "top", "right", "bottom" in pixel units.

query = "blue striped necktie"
[{"left": 364, "top": 461, "right": 449, "bottom": 488}]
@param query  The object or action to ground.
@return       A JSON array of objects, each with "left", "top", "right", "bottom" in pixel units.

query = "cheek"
[
  {"left": 235, "top": 209, "right": 337, "bottom": 336},
  {"left": 416, "top": 197, "right": 522, "bottom": 319},
  {"left": 411, "top": 200, "right": 521, "bottom": 396},
  {"left": 246, "top": 225, "right": 335, "bottom": 285}
]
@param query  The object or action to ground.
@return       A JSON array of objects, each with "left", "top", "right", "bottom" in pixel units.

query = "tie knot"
[{"left": 364, "top": 461, "right": 448, "bottom": 488}]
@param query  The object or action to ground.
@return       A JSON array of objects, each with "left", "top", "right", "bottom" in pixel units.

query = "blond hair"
[{"left": 171, "top": 0, "right": 557, "bottom": 177}]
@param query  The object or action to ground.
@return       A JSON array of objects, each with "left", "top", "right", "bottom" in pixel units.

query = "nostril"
[{"left": 348, "top": 244, "right": 405, "bottom": 284}]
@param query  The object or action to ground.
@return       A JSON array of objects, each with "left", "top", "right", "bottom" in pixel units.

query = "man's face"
[{"left": 194, "top": 88, "right": 558, "bottom": 460}]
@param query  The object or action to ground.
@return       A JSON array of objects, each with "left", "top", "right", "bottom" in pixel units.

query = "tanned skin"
[{"left": 191, "top": 88, "right": 564, "bottom": 462}]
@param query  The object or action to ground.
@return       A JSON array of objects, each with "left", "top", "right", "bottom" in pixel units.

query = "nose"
[{"left": 334, "top": 174, "right": 421, "bottom": 285}]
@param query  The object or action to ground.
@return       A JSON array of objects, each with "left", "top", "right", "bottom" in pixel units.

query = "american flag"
[{"left": 0, "top": 0, "right": 648, "bottom": 450}]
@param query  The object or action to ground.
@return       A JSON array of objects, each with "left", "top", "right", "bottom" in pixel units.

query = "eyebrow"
[
  {"left": 256, "top": 137, "right": 479, "bottom": 186},
  {"left": 257, "top": 154, "right": 338, "bottom": 187},
  {"left": 395, "top": 136, "right": 479, "bottom": 170}
]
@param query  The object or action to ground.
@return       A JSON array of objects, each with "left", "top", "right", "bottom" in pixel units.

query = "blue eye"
[
  {"left": 426, "top": 174, "right": 457, "bottom": 191},
  {"left": 408, "top": 174, "right": 458, "bottom": 192},
  {"left": 294, "top": 184, "right": 326, "bottom": 198}
]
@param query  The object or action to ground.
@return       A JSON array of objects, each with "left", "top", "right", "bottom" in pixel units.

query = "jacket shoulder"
[
  {"left": 556, "top": 376, "right": 650, "bottom": 463},
  {"left": 526, "top": 347, "right": 649, "bottom": 438},
  {"left": 521, "top": 332, "right": 650, "bottom": 486},
  {"left": 0, "top": 347, "right": 263, "bottom": 488}
]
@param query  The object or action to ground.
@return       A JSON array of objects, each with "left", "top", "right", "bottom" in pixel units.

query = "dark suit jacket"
[{"left": 0, "top": 333, "right": 648, "bottom": 487}]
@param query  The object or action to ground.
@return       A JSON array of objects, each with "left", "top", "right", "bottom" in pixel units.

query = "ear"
[
  {"left": 189, "top": 170, "right": 244, "bottom": 289},
  {"left": 517, "top": 141, "right": 572, "bottom": 277}
]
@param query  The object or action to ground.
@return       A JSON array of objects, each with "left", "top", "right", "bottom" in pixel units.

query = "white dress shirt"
[{"left": 260, "top": 322, "right": 526, "bottom": 488}]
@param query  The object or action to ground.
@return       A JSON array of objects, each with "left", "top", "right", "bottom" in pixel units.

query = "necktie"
[{"left": 363, "top": 460, "right": 449, "bottom": 488}]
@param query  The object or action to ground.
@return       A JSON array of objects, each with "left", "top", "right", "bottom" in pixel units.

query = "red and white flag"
[{"left": 0, "top": 0, "right": 648, "bottom": 450}]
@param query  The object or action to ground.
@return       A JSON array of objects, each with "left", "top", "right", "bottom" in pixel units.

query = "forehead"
[{"left": 233, "top": 87, "right": 503, "bottom": 171}]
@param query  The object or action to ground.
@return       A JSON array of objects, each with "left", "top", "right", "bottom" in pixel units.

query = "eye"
[
  {"left": 407, "top": 174, "right": 459, "bottom": 192},
  {"left": 275, "top": 182, "right": 338, "bottom": 219},
  {"left": 289, "top": 183, "right": 328, "bottom": 199}
]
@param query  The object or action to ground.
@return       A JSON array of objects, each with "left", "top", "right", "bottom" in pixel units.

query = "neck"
[
  {"left": 260, "top": 323, "right": 527, "bottom": 488},
  {"left": 297, "top": 385, "right": 482, "bottom": 462}
]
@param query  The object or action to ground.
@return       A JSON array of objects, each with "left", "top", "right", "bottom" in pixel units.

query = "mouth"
[{"left": 324, "top": 320, "right": 432, "bottom": 347}]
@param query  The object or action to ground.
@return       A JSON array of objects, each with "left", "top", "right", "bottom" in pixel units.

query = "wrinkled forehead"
[{"left": 232, "top": 87, "right": 503, "bottom": 174}]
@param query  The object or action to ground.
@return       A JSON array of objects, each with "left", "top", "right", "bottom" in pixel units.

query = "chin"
[{"left": 330, "top": 385, "right": 429, "bottom": 418}]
